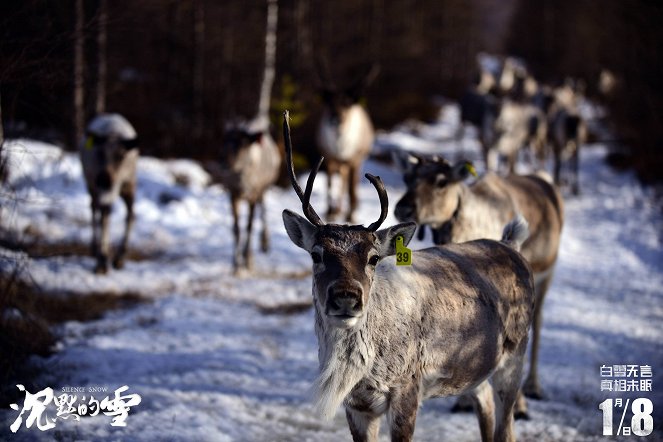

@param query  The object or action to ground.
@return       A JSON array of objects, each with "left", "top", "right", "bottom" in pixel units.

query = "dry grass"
[
  {"left": 0, "top": 228, "right": 156, "bottom": 261},
  {"left": 257, "top": 300, "right": 312, "bottom": 316},
  {"left": 0, "top": 268, "right": 147, "bottom": 406}
]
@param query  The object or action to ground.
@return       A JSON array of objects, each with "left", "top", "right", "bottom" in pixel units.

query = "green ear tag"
[
  {"left": 465, "top": 162, "right": 478, "bottom": 177},
  {"left": 395, "top": 235, "right": 412, "bottom": 266},
  {"left": 85, "top": 136, "right": 94, "bottom": 150}
]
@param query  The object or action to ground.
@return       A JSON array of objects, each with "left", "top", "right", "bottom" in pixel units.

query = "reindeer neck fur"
[
  {"left": 454, "top": 174, "right": 517, "bottom": 243},
  {"left": 312, "top": 285, "right": 376, "bottom": 420},
  {"left": 318, "top": 105, "right": 373, "bottom": 163}
]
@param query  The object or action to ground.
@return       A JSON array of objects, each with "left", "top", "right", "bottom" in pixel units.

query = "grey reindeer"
[
  {"left": 490, "top": 99, "right": 548, "bottom": 174},
  {"left": 282, "top": 112, "right": 534, "bottom": 442},
  {"left": 79, "top": 113, "right": 139, "bottom": 274},
  {"left": 316, "top": 63, "right": 378, "bottom": 222},
  {"left": 218, "top": 125, "right": 280, "bottom": 273},
  {"left": 394, "top": 153, "right": 564, "bottom": 418},
  {"left": 219, "top": 0, "right": 281, "bottom": 274}
]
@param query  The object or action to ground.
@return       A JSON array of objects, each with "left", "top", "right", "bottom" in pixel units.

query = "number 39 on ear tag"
[{"left": 395, "top": 235, "right": 412, "bottom": 266}]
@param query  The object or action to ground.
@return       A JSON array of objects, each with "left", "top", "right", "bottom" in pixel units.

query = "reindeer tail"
[{"left": 501, "top": 215, "right": 529, "bottom": 252}]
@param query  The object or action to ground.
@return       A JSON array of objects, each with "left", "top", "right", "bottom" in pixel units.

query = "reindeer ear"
[
  {"left": 246, "top": 132, "right": 263, "bottom": 144},
  {"left": 282, "top": 209, "right": 317, "bottom": 251},
  {"left": 392, "top": 150, "right": 421, "bottom": 173},
  {"left": 122, "top": 137, "right": 140, "bottom": 149},
  {"left": 375, "top": 222, "right": 417, "bottom": 257},
  {"left": 451, "top": 161, "right": 477, "bottom": 182}
]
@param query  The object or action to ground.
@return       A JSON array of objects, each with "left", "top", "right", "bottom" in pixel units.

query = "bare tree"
[
  {"left": 255, "top": 0, "right": 278, "bottom": 129},
  {"left": 73, "top": 0, "right": 85, "bottom": 147},
  {"left": 95, "top": 0, "right": 107, "bottom": 115}
]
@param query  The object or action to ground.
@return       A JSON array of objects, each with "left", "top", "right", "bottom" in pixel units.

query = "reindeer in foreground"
[
  {"left": 283, "top": 112, "right": 534, "bottom": 442},
  {"left": 79, "top": 113, "right": 139, "bottom": 274},
  {"left": 394, "top": 153, "right": 564, "bottom": 417},
  {"left": 317, "top": 64, "right": 378, "bottom": 222}
]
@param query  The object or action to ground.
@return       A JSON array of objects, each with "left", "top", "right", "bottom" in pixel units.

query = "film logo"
[{"left": 9, "top": 384, "right": 141, "bottom": 433}]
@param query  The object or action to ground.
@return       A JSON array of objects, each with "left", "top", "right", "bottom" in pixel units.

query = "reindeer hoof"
[
  {"left": 261, "top": 238, "right": 270, "bottom": 253},
  {"left": 450, "top": 396, "right": 474, "bottom": 413},
  {"left": 94, "top": 262, "right": 109, "bottom": 275},
  {"left": 523, "top": 382, "right": 546, "bottom": 400},
  {"left": 112, "top": 256, "right": 125, "bottom": 269},
  {"left": 514, "top": 410, "right": 530, "bottom": 421}
]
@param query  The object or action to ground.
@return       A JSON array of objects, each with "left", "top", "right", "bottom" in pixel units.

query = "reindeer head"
[
  {"left": 220, "top": 126, "right": 264, "bottom": 168},
  {"left": 282, "top": 112, "right": 415, "bottom": 329},
  {"left": 84, "top": 114, "right": 139, "bottom": 202},
  {"left": 394, "top": 152, "right": 475, "bottom": 244},
  {"left": 317, "top": 62, "right": 379, "bottom": 126}
]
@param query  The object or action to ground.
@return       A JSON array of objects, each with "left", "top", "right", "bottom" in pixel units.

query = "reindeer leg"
[
  {"left": 231, "top": 196, "right": 242, "bottom": 273},
  {"left": 326, "top": 162, "right": 341, "bottom": 220},
  {"left": 451, "top": 394, "right": 475, "bottom": 413},
  {"left": 346, "top": 164, "right": 359, "bottom": 223},
  {"left": 243, "top": 201, "right": 256, "bottom": 271},
  {"left": 345, "top": 408, "right": 380, "bottom": 442},
  {"left": 470, "top": 381, "right": 495, "bottom": 442},
  {"left": 491, "top": 339, "right": 527, "bottom": 442},
  {"left": 456, "top": 122, "right": 466, "bottom": 158},
  {"left": 388, "top": 380, "right": 420, "bottom": 442},
  {"left": 90, "top": 196, "right": 100, "bottom": 257},
  {"left": 113, "top": 182, "right": 135, "bottom": 269},
  {"left": 95, "top": 204, "right": 111, "bottom": 274},
  {"left": 259, "top": 196, "right": 269, "bottom": 253},
  {"left": 523, "top": 269, "right": 553, "bottom": 400},
  {"left": 571, "top": 141, "right": 580, "bottom": 195},
  {"left": 553, "top": 145, "right": 562, "bottom": 186},
  {"left": 507, "top": 152, "right": 517, "bottom": 175}
]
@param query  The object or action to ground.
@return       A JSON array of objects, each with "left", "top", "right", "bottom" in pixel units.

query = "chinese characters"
[{"left": 9, "top": 385, "right": 141, "bottom": 433}]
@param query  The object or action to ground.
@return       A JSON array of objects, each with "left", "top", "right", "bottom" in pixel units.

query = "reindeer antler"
[
  {"left": 365, "top": 173, "right": 388, "bottom": 231},
  {"left": 283, "top": 111, "right": 324, "bottom": 226}
]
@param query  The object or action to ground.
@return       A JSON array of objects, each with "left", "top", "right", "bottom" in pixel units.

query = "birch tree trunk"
[{"left": 254, "top": 0, "right": 278, "bottom": 130}]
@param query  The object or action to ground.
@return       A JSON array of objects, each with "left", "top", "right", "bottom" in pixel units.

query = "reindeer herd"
[
  {"left": 76, "top": 52, "right": 590, "bottom": 441},
  {"left": 460, "top": 53, "right": 587, "bottom": 195}
]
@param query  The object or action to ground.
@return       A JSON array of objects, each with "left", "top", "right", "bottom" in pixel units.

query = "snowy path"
[{"left": 1, "top": 109, "right": 662, "bottom": 441}]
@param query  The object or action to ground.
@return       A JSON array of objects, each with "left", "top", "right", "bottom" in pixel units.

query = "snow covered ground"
[{"left": 1, "top": 105, "right": 662, "bottom": 441}]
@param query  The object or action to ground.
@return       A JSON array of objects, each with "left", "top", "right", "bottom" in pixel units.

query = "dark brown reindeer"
[
  {"left": 79, "top": 113, "right": 139, "bottom": 274},
  {"left": 394, "top": 152, "right": 564, "bottom": 418},
  {"left": 316, "top": 63, "right": 378, "bottom": 222},
  {"left": 547, "top": 81, "right": 587, "bottom": 195},
  {"left": 283, "top": 112, "right": 534, "bottom": 442}
]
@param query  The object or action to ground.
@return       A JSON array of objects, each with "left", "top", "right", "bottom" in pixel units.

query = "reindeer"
[
  {"left": 490, "top": 100, "right": 548, "bottom": 174},
  {"left": 546, "top": 81, "right": 587, "bottom": 195},
  {"left": 316, "top": 64, "right": 378, "bottom": 222},
  {"left": 218, "top": 0, "right": 281, "bottom": 274},
  {"left": 282, "top": 112, "right": 534, "bottom": 442},
  {"left": 79, "top": 113, "right": 139, "bottom": 274},
  {"left": 394, "top": 153, "right": 564, "bottom": 417},
  {"left": 457, "top": 89, "right": 499, "bottom": 165},
  {"left": 219, "top": 123, "right": 280, "bottom": 273}
]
